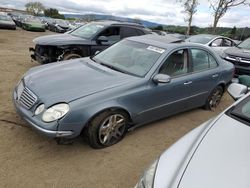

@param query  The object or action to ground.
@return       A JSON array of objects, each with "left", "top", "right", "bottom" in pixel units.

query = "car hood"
[
  {"left": 57, "top": 24, "right": 69, "bottom": 29},
  {"left": 224, "top": 46, "right": 250, "bottom": 58},
  {"left": 178, "top": 114, "right": 250, "bottom": 188},
  {"left": 25, "top": 22, "right": 44, "bottom": 27},
  {"left": 23, "top": 58, "right": 137, "bottom": 105},
  {"left": 33, "top": 33, "right": 90, "bottom": 46},
  {"left": 0, "top": 20, "right": 15, "bottom": 26}
]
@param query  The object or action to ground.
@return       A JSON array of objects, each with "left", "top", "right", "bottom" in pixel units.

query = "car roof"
[
  {"left": 126, "top": 34, "right": 218, "bottom": 53},
  {"left": 127, "top": 34, "right": 184, "bottom": 48},
  {"left": 91, "top": 20, "right": 145, "bottom": 28}
]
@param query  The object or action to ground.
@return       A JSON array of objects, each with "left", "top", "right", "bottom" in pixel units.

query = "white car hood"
[{"left": 178, "top": 114, "right": 250, "bottom": 188}]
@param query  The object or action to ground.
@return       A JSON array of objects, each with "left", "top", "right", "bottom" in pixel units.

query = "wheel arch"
[{"left": 81, "top": 106, "right": 133, "bottom": 133}]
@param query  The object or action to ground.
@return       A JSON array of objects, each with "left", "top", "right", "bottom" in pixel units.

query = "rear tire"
[
  {"left": 204, "top": 86, "right": 223, "bottom": 111},
  {"left": 83, "top": 110, "right": 128, "bottom": 149}
]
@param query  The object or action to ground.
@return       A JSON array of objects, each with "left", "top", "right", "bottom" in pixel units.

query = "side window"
[
  {"left": 120, "top": 27, "right": 144, "bottom": 38},
  {"left": 222, "top": 39, "right": 232, "bottom": 47},
  {"left": 159, "top": 49, "right": 188, "bottom": 77},
  {"left": 191, "top": 49, "right": 209, "bottom": 72},
  {"left": 98, "top": 26, "right": 121, "bottom": 43},
  {"left": 208, "top": 54, "right": 218, "bottom": 68},
  {"left": 211, "top": 39, "right": 222, "bottom": 47}
]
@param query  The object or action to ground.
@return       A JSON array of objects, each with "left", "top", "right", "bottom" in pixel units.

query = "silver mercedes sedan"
[{"left": 135, "top": 83, "right": 250, "bottom": 188}]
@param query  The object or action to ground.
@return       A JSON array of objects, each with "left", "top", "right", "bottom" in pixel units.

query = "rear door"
[
  {"left": 120, "top": 26, "right": 145, "bottom": 39},
  {"left": 185, "top": 48, "right": 221, "bottom": 108}
]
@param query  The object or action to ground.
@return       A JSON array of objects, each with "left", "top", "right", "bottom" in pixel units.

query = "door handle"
[
  {"left": 184, "top": 81, "right": 192, "bottom": 85},
  {"left": 212, "top": 74, "right": 219, "bottom": 78}
]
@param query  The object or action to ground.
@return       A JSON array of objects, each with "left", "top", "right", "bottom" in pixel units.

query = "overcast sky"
[{"left": 1, "top": 0, "right": 250, "bottom": 27}]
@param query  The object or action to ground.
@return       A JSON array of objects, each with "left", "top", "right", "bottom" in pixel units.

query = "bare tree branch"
[
  {"left": 210, "top": 0, "right": 247, "bottom": 33},
  {"left": 179, "top": 0, "right": 199, "bottom": 35}
]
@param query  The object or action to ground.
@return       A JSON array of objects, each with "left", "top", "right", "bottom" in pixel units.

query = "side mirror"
[
  {"left": 95, "top": 50, "right": 100, "bottom": 55},
  {"left": 153, "top": 74, "right": 171, "bottom": 84},
  {"left": 97, "top": 36, "right": 108, "bottom": 43},
  {"left": 227, "top": 83, "right": 248, "bottom": 101}
]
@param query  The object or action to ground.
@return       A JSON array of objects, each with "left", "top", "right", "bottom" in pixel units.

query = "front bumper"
[
  {"left": 13, "top": 89, "right": 73, "bottom": 138},
  {"left": 224, "top": 57, "right": 250, "bottom": 76}
]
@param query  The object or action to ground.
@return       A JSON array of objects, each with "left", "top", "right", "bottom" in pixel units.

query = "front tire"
[
  {"left": 205, "top": 86, "right": 223, "bottom": 111},
  {"left": 63, "top": 53, "right": 82, "bottom": 60},
  {"left": 84, "top": 110, "right": 128, "bottom": 149}
]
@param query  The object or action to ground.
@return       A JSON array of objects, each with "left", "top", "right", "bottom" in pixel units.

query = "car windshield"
[
  {"left": 230, "top": 96, "right": 250, "bottom": 123},
  {"left": 24, "top": 17, "right": 41, "bottom": 23},
  {"left": 92, "top": 40, "right": 164, "bottom": 77},
  {"left": 70, "top": 23, "right": 105, "bottom": 39},
  {"left": 237, "top": 38, "right": 250, "bottom": 50},
  {"left": 186, "top": 35, "right": 215, "bottom": 44},
  {"left": 0, "top": 15, "right": 12, "bottom": 21}
]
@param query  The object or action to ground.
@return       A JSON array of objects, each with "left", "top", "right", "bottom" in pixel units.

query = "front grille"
[
  {"left": 226, "top": 55, "right": 250, "bottom": 66},
  {"left": 17, "top": 83, "right": 38, "bottom": 109}
]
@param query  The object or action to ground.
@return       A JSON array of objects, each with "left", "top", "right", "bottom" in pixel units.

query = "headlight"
[
  {"left": 35, "top": 104, "right": 45, "bottom": 115},
  {"left": 42, "top": 103, "right": 69, "bottom": 123},
  {"left": 135, "top": 159, "right": 159, "bottom": 188}
]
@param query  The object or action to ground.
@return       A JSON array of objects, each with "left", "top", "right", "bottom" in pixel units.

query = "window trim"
[{"left": 189, "top": 48, "right": 219, "bottom": 74}]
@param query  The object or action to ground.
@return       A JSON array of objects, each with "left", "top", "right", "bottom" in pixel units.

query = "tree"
[
  {"left": 180, "top": 0, "right": 199, "bottom": 35},
  {"left": 210, "top": 0, "right": 247, "bottom": 33},
  {"left": 25, "top": 2, "right": 45, "bottom": 15},
  {"left": 44, "top": 8, "right": 65, "bottom": 19},
  {"left": 230, "top": 26, "right": 237, "bottom": 39}
]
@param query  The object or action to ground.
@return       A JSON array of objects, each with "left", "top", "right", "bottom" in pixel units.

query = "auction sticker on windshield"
[{"left": 147, "top": 46, "right": 165, "bottom": 54}]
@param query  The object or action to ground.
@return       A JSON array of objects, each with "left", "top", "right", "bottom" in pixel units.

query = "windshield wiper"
[{"left": 99, "top": 63, "right": 127, "bottom": 74}]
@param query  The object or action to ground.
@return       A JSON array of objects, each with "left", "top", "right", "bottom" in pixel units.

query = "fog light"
[{"left": 35, "top": 104, "right": 45, "bottom": 115}]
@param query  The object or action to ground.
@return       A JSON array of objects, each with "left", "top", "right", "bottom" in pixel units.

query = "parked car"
[
  {"left": 135, "top": 83, "right": 249, "bottom": 188},
  {"left": 14, "top": 35, "right": 234, "bottom": 148},
  {"left": 29, "top": 21, "right": 152, "bottom": 64},
  {"left": 22, "top": 17, "right": 46, "bottom": 32},
  {"left": 12, "top": 14, "right": 29, "bottom": 28},
  {"left": 222, "top": 37, "right": 250, "bottom": 76},
  {"left": 0, "top": 12, "right": 16, "bottom": 30},
  {"left": 186, "top": 34, "right": 236, "bottom": 54},
  {"left": 47, "top": 19, "right": 70, "bottom": 33}
]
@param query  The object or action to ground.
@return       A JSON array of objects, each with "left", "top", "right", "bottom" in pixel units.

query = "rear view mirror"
[
  {"left": 153, "top": 74, "right": 171, "bottom": 84},
  {"left": 227, "top": 83, "right": 248, "bottom": 101}
]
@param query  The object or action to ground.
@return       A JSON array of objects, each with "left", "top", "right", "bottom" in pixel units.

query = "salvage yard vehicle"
[
  {"left": 47, "top": 19, "right": 71, "bottom": 33},
  {"left": 186, "top": 34, "right": 236, "bottom": 54},
  {"left": 22, "top": 17, "right": 46, "bottom": 32},
  {"left": 29, "top": 21, "right": 152, "bottom": 64},
  {"left": 0, "top": 12, "right": 16, "bottom": 30},
  {"left": 222, "top": 37, "right": 250, "bottom": 76},
  {"left": 135, "top": 83, "right": 250, "bottom": 188},
  {"left": 14, "top": 35, "right": 234, "bottom": 148}
]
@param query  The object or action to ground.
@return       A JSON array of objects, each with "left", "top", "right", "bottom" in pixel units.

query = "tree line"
[{"left": 25, "top": 0, "right": 250, "bottom": 36}]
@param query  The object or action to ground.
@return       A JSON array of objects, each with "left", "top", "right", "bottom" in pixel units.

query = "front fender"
[{"left": 57, "top": 99, "right": 131, "bottom": 138}]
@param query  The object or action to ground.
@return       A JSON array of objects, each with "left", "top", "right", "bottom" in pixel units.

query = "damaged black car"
[{"left": 29, "top": 21, "right": 152, "bottom": 64}]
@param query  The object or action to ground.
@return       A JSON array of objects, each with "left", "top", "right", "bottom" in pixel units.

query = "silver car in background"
[
  {"left": 186, "top": 34, "right": 236, "bottom": 55},
  {"left": 136, "top": 83, "right": 250, "bottom": 188}
]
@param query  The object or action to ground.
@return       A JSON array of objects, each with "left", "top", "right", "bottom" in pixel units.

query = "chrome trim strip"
[{"left": 137, "top": 91, "right": 208, "bottom": 115}]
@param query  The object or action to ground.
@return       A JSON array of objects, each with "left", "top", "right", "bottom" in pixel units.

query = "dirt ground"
[{"left": 0, "top": 28, "right": 234, "bottom": 188}]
